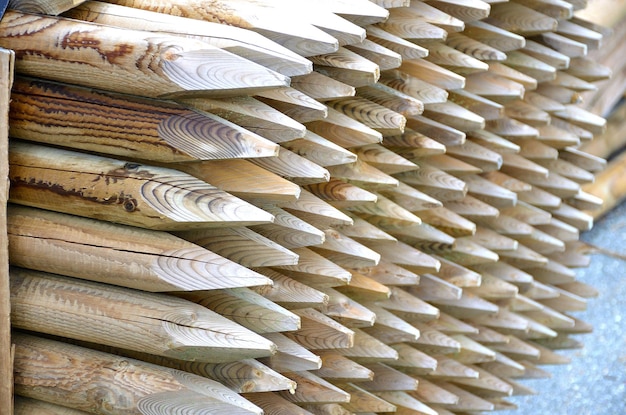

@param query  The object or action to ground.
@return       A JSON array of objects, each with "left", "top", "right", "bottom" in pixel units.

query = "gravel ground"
[{"left": 501, "top": 201, "right": 626, "bottom": 414}]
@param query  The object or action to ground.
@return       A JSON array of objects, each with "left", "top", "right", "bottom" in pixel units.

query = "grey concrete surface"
[{"left": 501, "top": 201, "right": 626, "bottom": 414}]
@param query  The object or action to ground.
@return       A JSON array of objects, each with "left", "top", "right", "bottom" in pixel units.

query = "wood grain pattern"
[
  {"left": 63, "top": 1, "right": 312, "bottom": 77},
  {"left": 9, "top": 141, "right": 274, "bottom": 230},
  {"left": 8, "top": 205, "right": 274, "bottom": 292},
  {"left": 10, "top": 268, "right": 276, "bottom": 362},
  {"left": 13, "top": 332, "right": 264, "bottom": 414},
  {"left": 9, "top": 77, "right": 280, "bottom": 162},
  {"left": 0, "top": 11, "right": 289, "bottom": 98}
]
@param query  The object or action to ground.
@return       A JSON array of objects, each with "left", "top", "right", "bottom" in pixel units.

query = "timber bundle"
[{"left": 0, "top": 0, "right": 613, "bottom": 413}]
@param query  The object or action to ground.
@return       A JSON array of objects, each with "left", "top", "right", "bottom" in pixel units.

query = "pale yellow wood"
[
  {"left": 9, "top": 0, "right": 88, "bottom": 15},
  {"left": 0, "top": 47, "right": 11, "bottom": 415},
  {"left": 110, "top": 0, "right": 339, "bottom": 57},
  {"left": 10, "top": 268, "right": 276, "bottom": 362},
  {"left": 9, "top": 141, "right": 274, "bottom": 230},
  {"left": 63, "top": 1, "right": 312, "bottom": 77},
  {"left": 8, "top": 205, "right": 273, "bottom": 292},
  {"left": 13, "top": 332, "right": 264, "bottom": 414},
  {"left": 1, "top": 11, "right": 289, "bottom": 98}
]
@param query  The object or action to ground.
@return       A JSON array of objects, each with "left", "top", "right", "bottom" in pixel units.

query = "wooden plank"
[{"left": 0, "top": 47, "right": 12, "bottom": 415}]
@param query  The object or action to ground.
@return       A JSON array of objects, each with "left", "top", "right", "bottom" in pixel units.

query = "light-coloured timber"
[
  {"left": 243, "top": 393, "right": 316, "bottom": 415},
  {"left": 463, "top": 20, "right": 526, "bottom": 51},
  {"left": 376, "top": 391, "right": 438, "bottom": 415},
  {"left": 489, "top": 62, "right": 538, "bottom": 91},
  {"left": 423, "top": 42, "right": 490, "bottom": 75},
  {"left": 14, "top": 396, "right": 91, "bottom": 415},
  {"left": 285, "top": 308, "right": 354, "bottom": 350},
  {"left": 10, "top": 268, "right": 276, "bottom": 362},
  {"left": 282, "top": 131, "right": 357, "bottom": 168},
  {"left": 425, "top": 0, "right": 491, "bottom": 22},
  {"left": 334, "top": 271, "right": 391, "bottom": 302},
  {"left": 0, "top": 11, "right": 289, "bottom": 98},
  {"left": 345, "top": 39, "right": 403, "bottom": 71},
  {"left": 8, "top": 0, "right": 88, "bottom": 14},
  {"left": 250, "top": 268, "right": 328, "bottom": 310},
  {"left": 0, "top": 47, "right": 11, "bottom": 415},
  {"left": 335, "top": 328, "right": 400, "bottom": 363},
  {"left": 9, "top": 77, "right": 279, "bottom": 162},
  {"left": 296, "top": 0, "right": 390, "bottom": 26},
  {"left": 565, "top": 56, "right": 611, "bottom": 81},
  {"left": 379, "top": 181, "right": 444, "bottom": 212},
  {"left": 291, "top": 72, "right": 356, "bottom": 101},
  {"left": 447, "top": 89, "right": 505, "bottom": 121},
  {"left": 376, "top": 286, "right": 441, "bottom": 322},
  {"left": 446, "top": 140, "right": 503, "bottom": 171},
  {"left": 430, "top": 291, "right": 499, "bottom": 318},
  {"left": 280, "top": 189, "right": 353, "bottom": 228},
  {"left": 309, "top": 229, "right": 381, "bottom": 269},
  {"left": 362, "top": 304, "right": 421, "bottom": 343},
  {"left": 270, "top": 247, "right": 352, "bottom": 288},
  {"left": 67, "top": 344, "right": 295, "bottom": 394},
  {"left": 380, "top": 70, "right": 449, "bottom": 104},
  {"left": 378, "top": 11, "right": 448, "bottom": 41},
  {"left": 340, "top": 383, "right": 397, "bottom": 413},
  {"left": 410, "top": 323, "right": 461, "bottom": 354},
  {"left": 175, "top": 288, "right": 300, "bottom": 333},
  {"left": 357, "top": 83, "right": 425, "bottom": 117},
  {"left": 248, "top": 147, "right": 331, "bottom": 186},
  {"left": 179, "top": 95, "right": 306, "bottom": 143},
  {"left": 505, "top": 99, "right": 551, "bottom": 126},
  {"left": 306, "top": 107, "right": 383, "bottom": 148},
  {"left": 250, "top": 206, "right": 326, "bottom": 249},
  {"left": 407, "top": 0, "right": 466, "bottom": 31},
  {"left": 433, "top": 381, "right": 495, "bottom": 411},
  {"left": 427, "top": 355, "right": 480, "bottom": 380},
  {"left": 547, "top": 71, "right": 598, "bottom": 92},
  {"left": 420, "top": 154, "right": 483, "bottom": 176},
  {"left": 362, "top": 239, "right": 441, "bottom": 274},
  {"left": 9, "top": 141, "right": 274, "bottom": 230},
  {"left": 354, "top": 144, "right": 418, "bottom": 175},
  {"left": 319, "top": 288, "right": 376, "bottom": 328},
  {"left": 13, "top": 333, "right": 264, "bottom": 415},
  {"left": 305, "top": 179, "right": 378, "bottom": 208},
  {"left": 400, "top": 59, "right": 466, "bottom": 90},
  {"left": 396, "top": 165, "right": 468, "bottom": 202},
  {"left": 522, "top": 39, "right": 571, "bottom": 70},
  {"left": 484, "top": 2, "right": 558, "bottom": 35},
  {"left": 259, "top": 332, "right": 322, "bottom": 372},
  {"left": 467, "top": 130, "right": 520, "bottom": 153},
  {"left": 556, "top": 18, "right": 603, "bottom": 48},
  {"left": 417, "top": 206, "right": 477, "bottom": 237},
  {"left": 8, "top": 205, "right": 274, "bottom": 292},
  {"left": 255, "top": 88, "right": 328, "bottom": 124},
  {"left": 310, "top": 47, "right": 380, "bottom": 88},
  {"left": 510, "top": 0, "right": 573, "bottom": 19},
  {"left": 172, "top": 159, "right": 300, "bottom": 204},
  {"left": 462, "top": 226, "right": 518, "bottom": 253},
  {"left": 63, "top": 1, "right": 312, "bottom": 77},
  {"left": 175, "top": 226, "right": 297, "bottom": 267},
  {"left": 411, "top": 377, "right": 459, "bottom": 405},
  {"left": 464, "top": 72, "right": 525, "bottom": 103},
  {"left": 327, "top": 160, "right": 398, "bottom": 190},
  {"left": 539, "top": 32, "right": 588, "bottom": 57},
  {"left": 423, "top": 101, "right": 486, "bottom": 132},
  {"left": 312, "top": 351, "right": 374, "bottom": 382},
  {"left": 327, "top": 96, "right": 407, "bottom": 136},
  {"left": 278, "top": 371, "right": 351, "bottom": 404},
  {"left": 388, "top": 343, "right": 438, "bottom": 374},
  {"left": 347, "top": 193, "right": 423, "bottom": 227},
  {"left": 301, "top": 403, "right": 352, "bottom": 415},
  {"left": 444, "top": 196, "right": 500, "bottom": 219},
  {"left": 358, "top": 261, "right": 420, "bottom": 286},
  {"left": 359, "top": 363, "right": 419, "bottom": 391},
  {"left": 365, "top": 26, "right": 430, "bottom": 60},
  {"left": 109, "top": 0, "right": 339, "bottom": 57}
]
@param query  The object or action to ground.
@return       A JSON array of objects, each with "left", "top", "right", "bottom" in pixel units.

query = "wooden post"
[{"left": 0, "top": 46, "right": 13, "bottom": 415}]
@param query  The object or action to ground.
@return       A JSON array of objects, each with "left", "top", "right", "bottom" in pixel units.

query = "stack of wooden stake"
[{"left": 0, "top": 0, "right": 612, "bottom": 413}]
